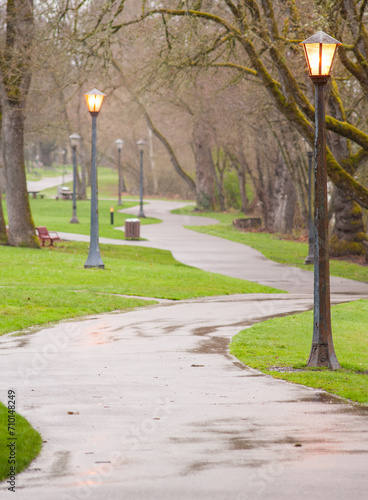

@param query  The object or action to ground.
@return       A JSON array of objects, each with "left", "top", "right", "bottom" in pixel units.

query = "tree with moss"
[
  {"left": 83, "top": 0, "right": 368, "bottom": 254},
  {"left": 0, "top": 0, "right": 38, "bottom": 247}
]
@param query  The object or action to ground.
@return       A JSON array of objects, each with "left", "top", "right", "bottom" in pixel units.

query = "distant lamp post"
[
  {"left": 84, "top": 88, "right": 106, "bottom": 269},
  {"left": 115, "top": 139, "right": 124, "bottom": 206},
  {"left": 69, "top": 133, "right": 81, "bottom": 224},
  {"left": 303, "top": 139, "right": 314, "bottom": 265},
  {"left": 137, "top": 139, "right": 146, "bottom": 218},
  {"left": 301, "top": 31, "right": 341, "bottom": 369}
]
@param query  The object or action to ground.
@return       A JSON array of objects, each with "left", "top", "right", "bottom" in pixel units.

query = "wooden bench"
[
  {"left": 36, "top": 227, "right": 60, "bottom": 247},
  {"left": 28, "top": 191, "right": 44, "bottom": 199}
]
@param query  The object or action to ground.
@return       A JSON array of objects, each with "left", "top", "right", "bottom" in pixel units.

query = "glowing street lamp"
[
  {"left": 84, "top": 88, "right": 106, "bottom": 269},
  {"left": 301, "top": 31, "right": 340, "bottom": 78},
  {"left": 115, "top": 139, "right": 124, "bottom": 206},
  {"left": 85, "top": 89, "right": 105, "bottom": 113},
  {"left": 300, "top": 31, "right": 341, "bottom": 369},
  {"left": 69, "top": 133, "right": 81, "bottom": 224}
]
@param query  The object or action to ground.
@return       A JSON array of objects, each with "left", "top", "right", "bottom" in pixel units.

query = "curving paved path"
[
  {"left": 60, "top": 199, "right": 368, "bottom": 295},
  {"left": 27, "top": 174, "right": 73, "bottom": 193},
  {"left": 2, "top": 198, "right": 368, "bottom": 499},
  {"left": 3, "top": 294, "right": 368, "bottom": 500}
]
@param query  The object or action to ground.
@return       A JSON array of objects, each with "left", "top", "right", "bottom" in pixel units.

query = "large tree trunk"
[
  {"left": 193, "top": 119, "right": 215, "bottom": 211},
  {"left": 0, "top": 0, "right": 38, "bottom": 247},
  {"left": 39, "top": 140, "right": 56, "bottom": 167},
  {"left": 226, "top": 149, "right": 249, "bottom": 214},
  {"left": 328, "top": 91, "right": 367, "bottom": 255},
  {"left": 2, "top": 101, "right": 38, "bottom": 246},
  {"left": 236, "top": 165, "right": 248, "bottom": 214},
  {"left": 330, "top": 187, "right": 367, "bottom": 256},
  {"left": 270, "top": 152, "right": 296, "bottom": 234}
]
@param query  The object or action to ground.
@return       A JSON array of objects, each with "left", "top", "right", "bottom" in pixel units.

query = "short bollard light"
[
  {"left": 300, "top": 31, "right": 341, "bottom": 369},
  {"left": 110, "top": 206, "right": 114, "bottom": 225}
]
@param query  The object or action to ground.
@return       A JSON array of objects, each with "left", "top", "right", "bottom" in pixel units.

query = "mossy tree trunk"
[
  {"left": 226, "top": 149, "right": 249, "bottom": 214},
  {"left": 193, "top": 118, "right": 215, "bottom": 211},
  {"left": 0, "top": 0, "right": 39, "bottom": 248},
  {"left": 270, "top": 152, "right": 296, "bottom": 234},
  {"left": 330, "top": 187, "right": 367, "bottom": 256},
  {"left": 328, "top": 85, "right": 367, "bottom": 255}
]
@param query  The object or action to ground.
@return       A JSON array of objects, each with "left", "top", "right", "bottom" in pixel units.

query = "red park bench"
[{"left": 36, "top": 227, "right": 60, "bottom": 247}]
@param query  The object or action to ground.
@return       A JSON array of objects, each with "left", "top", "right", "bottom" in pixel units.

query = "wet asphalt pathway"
[
  {"left": 59, "top": 199, "right": 368, "bottom": 295},
  {"left": 3, "top": 197, "right": 368, "bottom": 499}
]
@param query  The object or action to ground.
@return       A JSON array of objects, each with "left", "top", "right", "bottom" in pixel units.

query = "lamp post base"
[
  {"left": 138, "top": 210, "right": 146, "bottom": 218},
  {"left": 304, "top": 255, "right": 314, "bottom": 265},
  {"left": 84, "top": 252, "right": 105, "bottom": 269},
  {"left": 307, "top": 343, "right": 341, "bottom": 370},
  {"left": 70, "top": 216, "right": 79, "bottom": 224},
  {"left": 84, "top": 263, "right": 105, "bottom": 269}
]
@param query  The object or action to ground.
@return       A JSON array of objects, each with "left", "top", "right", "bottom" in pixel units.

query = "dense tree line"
[{"left": 2, "top": 1, "right": 368, "bottom": 257}]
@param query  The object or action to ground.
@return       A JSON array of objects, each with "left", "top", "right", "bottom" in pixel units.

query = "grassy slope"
[
  {"left": 0, "top": 241, "right": 281, "bottom": 336},
  {"left": 28, "top": 198, "right": 160, "bottom": 239},
  {"left": 0, "top": 404, "right": 42, "bottom": 482},
  {"left": 230, "top": 300, "right": 368, "bottom": 404}
]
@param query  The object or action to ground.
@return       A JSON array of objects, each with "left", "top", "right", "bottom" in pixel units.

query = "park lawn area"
[
  {"left": 26, "top": 165, "right": 70, "bottom": 181},
  {"left": 0, "top": 241, "right": 282, "bottom": 337},
  {"left": 8, "top": 198, "right": 160, "bottom": 240},
  {"left": 40, "top": 165, "right": 130, "bottom": 200},
  {"left": 230, "top": 299, "right": 368, "bottom": 404},
  {"left": 0, "top": 403, "right": 42, "bottom": 482},
  {"left": 176, "top": 206, "right": 368, "bottom": 282}
]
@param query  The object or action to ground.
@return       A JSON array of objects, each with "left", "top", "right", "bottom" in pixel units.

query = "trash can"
[{"left": 125, "top": 218, "right": 140, "bottom": 239}]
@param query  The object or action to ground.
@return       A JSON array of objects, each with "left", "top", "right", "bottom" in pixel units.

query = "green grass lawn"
[
  {"left": 175, "top": 205, "right": 368, "bottom": 283},
  {"left": 0, "top": 241, "right": 281, "bottom": 337},
  {"left": 23, "top": 165, "right": 161, "bottom": 238},
  {"left": 27, "top": 198, "right": 160, "bottom": 239},
  {"left": 230, "top": 300, "right": 368, "bottom": 404},
  {"left": 0, "top": 403, "right": 42, "bottom": 482},
  {"left": 26, "top": 165, "right": 71, "bottom": 181},
  {"left": 40, "top": 166, "right": 129, "bottom": 200}
]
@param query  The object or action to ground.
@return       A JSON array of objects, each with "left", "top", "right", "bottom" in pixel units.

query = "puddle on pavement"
[
  {"left": 164, "top": 325, "right": 183, "bottom": 334},
  {"left": 287, "top": 392, "right": 368, "bottom": 415},
  {"left": 229, "top": 437, "right": 263, "bottom": 450},
  {"left": 50, "top": 450, "right": 71, "bottom": 477},
  {"left": 190, "top": 336, "right": 229, "bottom": 355},
  {"left": 192, "top": 326, "right": 216, "bottom": 336}
]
